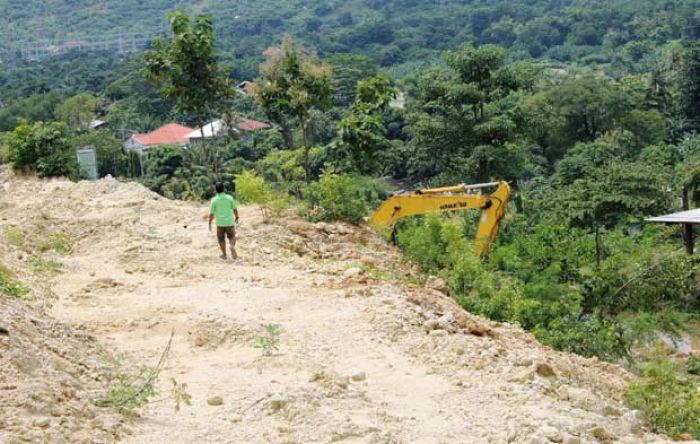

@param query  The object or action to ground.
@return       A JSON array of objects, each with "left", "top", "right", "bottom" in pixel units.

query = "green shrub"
[
  {"left": 267, "top": 194, "right": 295, "bottom": 217},
  {"left": 515, "top": 283, "right": 583, "bottom": 330},
  {"left": 488, "top": 221, "right": 593, "bottom": 285},
  {"left": 32, "top": 257, "right": 63, "bottom": 274},
  {"left": 255, "top": 149, "right": 306, "bottom": 190},
  {"left": 143, "top": 168, "right": 235, "bottom": 202},
  {"left": 688, "top": 356, "right": 700, "bottom": 376},
  {"left": 625, "top": 358, "right": 700, "bottom": 439},
  {"left": 588, "top": 251, "right": 694, "bottom": 316},
  {"left": 143, "top": 145, "right": 184, "bottom": 178},
  {"left": 445, "top": 250, "right": 486, "bottom": 295},
  {"left": 394, "top": 213, "right": 637, "bottom": 360},
  {"left": 4, "top": 121, "right": 77, "bottom": 178},
  {"left": 235, "top": 170, "right": 271, "bottom": 204},
  {"left": 37, "top": 232, "right": 73, "bottom": 255},
  {"left": 351, "top": 174, "right": 390, "bottom": 209},
  {"left": 255, "top": 146, "right": 328, "bottom": 195},
  {"left": 96, "top": 365, "right": 159, "bottom": 415},
  {"left": 396, "top": 214, "right": 525, "bottom": 323},
  {"left": 455, "top": 273, "right": 520, "bottom": 323},
  {"left": 302, "top": 172, "right": 380, "bottom": 224},
  {"left": 226, "top": 157, "right": 256, "bottom": 176},
  {"left": 96, "top": 334, "right": 188, "bottom": 415},
  {"left": 0, "top": 270, "right": 28, "bottom": 298},
  {"left": 225, "top": 130, "right": 282, "bottom": 162},
  {"left": 618, "top": 311, "right": 689, "bottom": 352},
  {"left": 4, "top": 227, "right": 25, "bottom": 247},
  {"left": 536, "top": 317, "right": 627, "bottom": 361},
  {"left": 396, "top": 215, "right": 457, "bottom": 272},
  {"left": 36, "top": 150, "right": 79, "bottom": 178}
]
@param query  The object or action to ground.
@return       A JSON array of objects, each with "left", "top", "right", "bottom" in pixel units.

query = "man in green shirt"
[{"left": 208, "top": 182, "right": 240, "bottom": 260}]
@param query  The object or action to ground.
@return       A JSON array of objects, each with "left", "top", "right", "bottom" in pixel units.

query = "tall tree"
[
  {"left": 253, "top": 36, "right": 333, "bottom": 180},
  {"left": 327, "top": 53, "right": 379, "bottom": 107},
  {"left": 144, "top": 11, "right": 230, "bottom": 169},
  {"left": 0, "top": 92, "right": 64, "bottom": 132},
  {"left": 557, "top": 161, "right": 670, "bottom": 265},
  {"left": 518, "top": 76, "right": 632, "bottom": 163},
  {"left": 405, "top": 44, "right": 533, "bottom": 183},
  {"left": 679, "top": 41, "right": 700, "bottom": 133},
  {"left": 55, "top": 93, "right": 101, "bottom": 132},
  {"left": 332, "top": 75, "right": 396, "bottom": 174},
  {"left": 542, "top": 134, "right": 672, "bottom": 264}
]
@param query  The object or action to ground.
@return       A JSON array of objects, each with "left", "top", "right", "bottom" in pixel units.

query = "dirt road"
[{"left": 1, "top": 175, "right": 674, "bottom": 443}]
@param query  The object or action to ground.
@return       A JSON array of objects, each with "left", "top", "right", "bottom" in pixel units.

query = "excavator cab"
[{"left": 368, "top": 181, "right": 510, "bottom": 258}]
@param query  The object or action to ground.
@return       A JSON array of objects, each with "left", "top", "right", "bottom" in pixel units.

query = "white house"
[
  {"left": 186, "top": 118, "right": 270, "bottom": 143},
  {"left": 89, "top": 119, "right": 109, "bottom": 130}
]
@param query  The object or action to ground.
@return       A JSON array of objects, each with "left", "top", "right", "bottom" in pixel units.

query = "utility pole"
[{"left": 682, "top": 186, "right": 694, "bottom": 255}]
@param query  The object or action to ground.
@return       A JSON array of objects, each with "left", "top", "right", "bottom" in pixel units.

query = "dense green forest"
[
  {"left": 1, "top": 1, "right": 700, "bottom": 438},
  {"left": 3, "top": 0, "right": 700, "bottom": 82}
]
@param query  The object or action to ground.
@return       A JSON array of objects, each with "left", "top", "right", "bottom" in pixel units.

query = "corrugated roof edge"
[{"left": 647, "top": 208, "right": 700, "bottom": 224}]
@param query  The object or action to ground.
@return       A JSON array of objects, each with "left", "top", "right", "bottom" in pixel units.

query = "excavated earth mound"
[
  {"left": 0, "top": 226, "right": 127, "bottom": 444},
  {"left": 0, "top": 298, "right": 128, "bottom": 443},
  {"left": 0, "top": 171, "right": 689, "bottom": 443}
]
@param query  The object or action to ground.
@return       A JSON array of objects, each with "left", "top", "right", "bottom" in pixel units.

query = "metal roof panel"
[{"left": 647, "top": 208, "right": 700, "bottom": 224}]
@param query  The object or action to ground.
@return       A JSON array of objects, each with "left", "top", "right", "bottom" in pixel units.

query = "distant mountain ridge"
[{"left": 3, "top": 1, "right": 699, "bottom": 61}]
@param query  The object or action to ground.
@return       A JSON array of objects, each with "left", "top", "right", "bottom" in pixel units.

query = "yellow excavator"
[{"left": 368, "top": 181, "right": 511, "bottom": 258}]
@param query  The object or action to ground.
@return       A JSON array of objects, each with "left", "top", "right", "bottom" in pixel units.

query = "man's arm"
[
  {"left": 234, "top": 208, "right": 240, "bottom": 223},
  {"left": 209, "top": 199, "right": 216, "bottom": 232}
]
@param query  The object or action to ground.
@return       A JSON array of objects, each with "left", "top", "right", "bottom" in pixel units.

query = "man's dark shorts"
[{"left": 217, "top": 226, "right": 235, "bottom": 243}]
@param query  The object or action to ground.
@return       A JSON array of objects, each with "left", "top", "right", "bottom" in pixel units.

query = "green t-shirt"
[{"left": 210, "top": 193, "right": 237, "bottom": 227}]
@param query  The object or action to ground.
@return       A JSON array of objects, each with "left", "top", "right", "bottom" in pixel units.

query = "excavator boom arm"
[
  {"left": 368, "top": 181, "right": 510, "bottom": 258},
  {"left": 368, "top": 194, "right": 489, "bottom": 233}
]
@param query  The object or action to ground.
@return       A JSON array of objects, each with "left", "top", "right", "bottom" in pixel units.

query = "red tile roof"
[
  {"left": 237, "top": 118, "right": 270, "bottom": 132},
  {"left": 132, "top": 123, "right": 195, "bottom": 147}
]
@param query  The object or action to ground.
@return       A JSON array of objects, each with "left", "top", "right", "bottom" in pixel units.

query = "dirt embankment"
[{"left": 0, "top": 172, "right": 684, "bottom": 443}]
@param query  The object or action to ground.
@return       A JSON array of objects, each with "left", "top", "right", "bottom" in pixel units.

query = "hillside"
[
  {"left": 2, "top": 0, "right": 699, "bottom": 75},
  {"left": 0, "top": 171, "right": 684, "bottom": 443}
]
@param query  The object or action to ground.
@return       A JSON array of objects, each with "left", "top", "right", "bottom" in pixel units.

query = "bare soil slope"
[{"left": 0, "top": 173, "right": 678, "bottom": 443}]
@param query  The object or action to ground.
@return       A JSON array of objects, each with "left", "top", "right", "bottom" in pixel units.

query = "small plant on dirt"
[
  {"left": 255, "top": 323, "right": 281, "bottom": 356},
  {"left": 31, "top": 257, "right": 63, "bottom": 274},
  {"left": 0, "top": 269, "right": 29, "bottom": 298},
  {"left": 97, "top": 365, "right": 160, "bottom": 415},
  {"left": 4, "top": 227, "right": 25, "bottom": 247},
  {"left": 96, "top": 332, "right": 191, "bottom": 415},
  {"left": 97, "top": 348, "right": 128, "bottom": 373},
  {"left": 688, "top": 356, "right": 700, "bottom": 376},
  {"left": 170, "top": 377, "right": 192, "bottom": 412},
  {"left": 359, "top": 262, "right": 421, "bottom": 286},
  {"left": 38, "top": 232, "right": 73, "bottom": 255}
]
